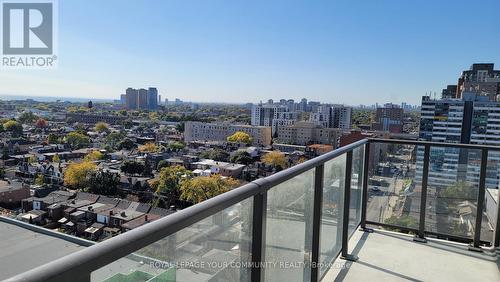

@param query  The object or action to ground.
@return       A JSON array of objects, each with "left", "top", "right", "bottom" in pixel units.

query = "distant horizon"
[{"left": 0, "top": 93, "right": 424, "bottom": 108}]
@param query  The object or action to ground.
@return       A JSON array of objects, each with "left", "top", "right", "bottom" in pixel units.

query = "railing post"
[
  {"left": 360, "top": 142, "right": 372, "bottom": 232},
  {"left": 311, "top": 164, "right": 324, "bottom": 281},
  {"left": 494, "top": 181, "right": 500, "bottom": 248},
  {"left": 251, "top": 191, "right": 267, "bottom": 281},
  {"left": 341, "top": 151, "right": 357, "bottom": 261},
  {"left": 414, "top": 144, "right": 430, "bottom": 243},
  {"left": 470, "top": 148, "right": 488, "bottom": 251}
]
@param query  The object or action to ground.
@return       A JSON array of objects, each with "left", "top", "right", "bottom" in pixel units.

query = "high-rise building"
[
  {"left": 441, "top": 85, "right": 458, "bottom": 99},
  {"left": 120, "top": 94, "right": 126, "bottom": 105},
  {"left": 138, "top": 89, "right": 148, "bottom": 109},
  {"left": 371, "top": 103, "right": 403, "bottom": 133},
  {"left": 331, "top": 105, "right": 352, "bottom": 129},
  {"left": 418, "top": 92, "right": 500, "bottom": 188},
  {"left": 457, "top": 63, "right": 500, "bottom": 100},
  {"left": 310, "top": 105, "right": 352, "bottom": 129},
  {"left": 125, "top": 88, "right": 138, "bottom": 110},
  {"left": 147, "top": 87, "right": 158, "bottom": 110},
  {"left": 251, "top": 103, "right": 291, "bottom": 134}
]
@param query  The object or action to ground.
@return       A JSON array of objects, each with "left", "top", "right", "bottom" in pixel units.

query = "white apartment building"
[{"left": 184, "top": 121, "right": 272, "bottom": 146}]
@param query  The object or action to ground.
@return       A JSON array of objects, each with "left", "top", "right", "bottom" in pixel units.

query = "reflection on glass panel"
[
  {"left": 319, "top": 154, "right": 345, "bottom": 277},
  {"left": 264, "top": 169, "right": 315, "bottom": 282},
  {"left": 91, "top": 198, "right": 253, "bottom": 282},
  {"left": 349, "top": 146, "right": 364, "bottom": 236},
  {"left": 366, "top": 143, "right": 421, "bottom": 231},
  {"left": 483, "top": 151, "right": 500, "bottom": 244},
  {"left": 425, "top": 147, "right": 480, "bottom": 239}
]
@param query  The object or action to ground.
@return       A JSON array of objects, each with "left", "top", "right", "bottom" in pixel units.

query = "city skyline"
[{"left": 1, "top": 1, "right": 500, "bottom": 105}]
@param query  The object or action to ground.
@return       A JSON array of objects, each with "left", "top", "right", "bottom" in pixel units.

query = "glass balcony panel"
[
  {"left": 319, "top": 154, "right": 346, "bottom": 277},
  {"left": 91, "top": 198, "right": 253, "bottom": 282},
  {"left": 425, "top": 147, "right": 480, "bottom": 239},
  {"left": 264, "top": 168, "right": 315, "bottom": 282},
  {"left": 366, "top": 143, "right": 421, "bottom": 231},
  {"left": 482, "top": 150, "right": 500, "bottom": 244},
  {"left": 349, "top": 146, "right": 364, "bottom": 236}
]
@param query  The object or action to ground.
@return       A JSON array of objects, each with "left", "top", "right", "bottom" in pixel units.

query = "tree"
[
  {"left": 441, "top": 181, "right": 477, "bottom": 202},
  {"left": 47, "top": 133, "right": 60, "bottom": 144},
  {"left": 28, "top": 155, "right": 37, "bottom": 164},
  {"left": 227, "top": 131, "right": 252, "bottom": 144},
  {"left": 0, "top": 168, "right": 5, "bottom": 179},
  {"left": 230, "top": 151, "right": 253, "bottom": 165},
  {"left": 52, "top": 153, "right": 61, "bottom": 163},
  {"left": 84, "top": 151, "right": 104, "bottom": 161},
  {"left": 118, "top": 138, "right": 136, "bottom": 150},
  {"left": 384, "top": 215, "right": 419, "bottom": 231},
  {"left": 105, "top": 131, "right": 126, "bottom": 150},
  {"left": 35, "top": 118, "right": 48, "bottom": 128},
  {"left": 200, "top": 149, "right": 229, "bottom": 162},
  {"left": 3, "top": 120, "right": 23, "bottom": 137},
  {"left": 157, "top": 160, "right": 169, "bottom": 171},
  {"left": 64, "top": 161, "right": 97, "bottom": 189},
  {"left": 18, "top": 111, "right": 37, "bottom": 124},
  {"left": 138, "top": 142, "right": 159, "bottom": 153},
  {"left": 86, "top": 170, "right": 120, "bottom": 196},
  {"left": 34, "top": 174, "right": 45, "bottom": 186},
  {"left": 120, "top": 160, "right": 145, "bottom": 176},
  {"left": 94, "top": 122, "right": 110, "bottom": 133},
  {"left": 262, "top": 151, "right": 287, "bottom": 170},
  {"left": 65, "top": 132, "right": 90, "bottom": 149},
  {"left": 153, "top": 166, "right": 192, "bottom": 207},
  {"left": 180, "top": 175, "right": 239, "bottom": 204},
  {"left": 167, "top": 141, "right": 185, "bottom": 151}
]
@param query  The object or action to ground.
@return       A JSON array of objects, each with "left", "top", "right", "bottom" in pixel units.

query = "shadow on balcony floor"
[{"left": 323, "top": 229, "right": 499, "bottom": 282}]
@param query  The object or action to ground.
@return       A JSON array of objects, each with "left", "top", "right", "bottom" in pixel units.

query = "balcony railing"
[{"left": 5, "top": 138, "right": 500, "bottom": 282}]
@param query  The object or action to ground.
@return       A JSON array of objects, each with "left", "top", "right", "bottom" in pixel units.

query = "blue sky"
[{"left": 1, "top": 0, "right": 500, "bottom": 105}]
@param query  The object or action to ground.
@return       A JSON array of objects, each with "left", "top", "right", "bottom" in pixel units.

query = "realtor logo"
[{"left": 1, "top": 0, "right": 58, "bottom": 68}]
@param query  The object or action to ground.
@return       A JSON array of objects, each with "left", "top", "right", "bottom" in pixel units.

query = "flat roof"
[{"left": 0, "top": 220, "right": 86, "bottom": 280}]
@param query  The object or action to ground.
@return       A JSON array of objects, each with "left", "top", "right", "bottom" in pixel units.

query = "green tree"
[
  {"left": 105, "top": 131, "right": 126, "bottom": 150},
  {"left": 229, "top": 151, "right": 253, "bottom": 165},
  {"left": 118, "top": 138, "right": 136, "bottom": 150},
  {"left": 157, "top": 160, "right": 169, "bottom": 171},
  {"left": 384, "top": 215, "right": 419, "bottom": 231},
  {"left": 47, "top": 133, "right": 60, "bottom": 144},
  {"left": 180, "top": 174, "right": 239, "bottom": 204},
  {"left": 65, "top": 132, "right": 90, "bottom": 149},
  {"left": 120, "top": 160, "right": 145, "bottom": 175},
  {"left": 18, "top": 112, "right": 37, "bottom": 124},
  {"left": 167, "top": 141, "right": 185, "bottom": 151},
  {"left": 86, "top": 170, "right": 120, "bottom": 196},
  {"left": 441, "top": 181, "right": 477, "bottom": 202},
  {"left": 200, "top": 148, "right": 229, "bottom": 162}
]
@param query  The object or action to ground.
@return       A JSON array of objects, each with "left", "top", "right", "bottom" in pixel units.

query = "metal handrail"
[{"left": 5, "top": 139, "right": 368, "bottom": 282}]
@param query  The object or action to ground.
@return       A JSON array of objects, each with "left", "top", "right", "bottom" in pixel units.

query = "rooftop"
[{"left": 0, "top": 219, "right": 86, "bottom": 280}]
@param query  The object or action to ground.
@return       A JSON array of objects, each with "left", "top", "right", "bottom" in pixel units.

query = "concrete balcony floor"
[{"left": 323, "top": 229, "right": 500, "bottom": 282}]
